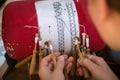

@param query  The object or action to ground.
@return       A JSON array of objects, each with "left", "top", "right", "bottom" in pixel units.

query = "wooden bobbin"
[
  {"left": 38, "top": 37, "right": 43, "bottom": 62},
  {"left": 85, "top": 35, "right": 90, "bottom": 54},
  {"left": 29, "top": 33, "right": 39, "bottom": 75},
  {"left": 74, "top": 37, "right": 90, "bottom": 79},
  {"left": 15, "top": 55, "right": 32, "bottom": 69},
  {"left": 70, "top": 44, "right": 77, "bottom": 76},
  {"left": 47, "top": 40, "right": 57, "bottom": 70}
]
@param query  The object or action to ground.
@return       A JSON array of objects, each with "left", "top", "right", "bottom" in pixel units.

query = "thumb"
[
  {"left": 55, "top": 55, "right": 65, "bottom": 71},
  {"left": 78, "top": 58, "right": 97, "bottom": 73}
]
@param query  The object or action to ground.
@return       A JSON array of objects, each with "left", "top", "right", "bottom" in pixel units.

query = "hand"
[
  {"left": 38, "top": 52, "right": 73, "bottom": 80},
  {"left": 77, "top": 55, "right": 119, "bottom": 80}
]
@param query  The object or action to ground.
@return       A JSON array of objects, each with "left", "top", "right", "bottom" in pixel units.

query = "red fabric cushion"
[
  {"left": 2, "top": 0, "right": 105, "bottom": 60},
  {"left": 75, "top": 0, "right": 105, "bottom": 51},
  {"left": 2, "top": 1, "right": 38, "bottom": 60}
]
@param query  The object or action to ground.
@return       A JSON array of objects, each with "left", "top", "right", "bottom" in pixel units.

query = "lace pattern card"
[{"left": 35, "top": 0, "right": 79, "bottom": 54}]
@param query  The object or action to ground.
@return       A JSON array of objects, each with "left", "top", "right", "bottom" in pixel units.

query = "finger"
[
  {"left": 87, "top": 55, "right": 105, "bottom": 65},
  {"left": 63, "top": 54, "right": 68, "bottom": 60},
  {"left": 48, "top": 61, "right": 53, "bottom": 70},
  {"left": 39, "top": 52, "right": 61, "bottom": 75},
  {"left": 40, "top": 52, "right": 60, "bottom": 67},
  {"left": 54, "top": 52, "right": 61, "bottom": 56},
  {"left": 66, "top": 57, "right": 73, "bottom": 65},
  {"left": 41, "top": 52, "right": 60, "bottom": 65},
  {"left": 55, "top": 55, "right": 65, "bottom": 72},
  {"left": 39, "top": 55, "right": 53, "bottom": 76},
  {"left": 77, "top": 67, "right": 83, "bottom": 76},
  {"left": 65, "top": 57, "right": 73, "bottom": 73},
  {"left": 77, "top": 59, "right": 83, "bottom": 76},
  {"left": 78, "top": 58, "right": 98, "bottom": 74},
  {"left": 44, "top": 52, "right": 60, "bottom": 61},
  {"left": 40, "top": 55, "right": 51, "bottom": 68},
  {"left": 66, "top": 62, "right": 72, "bottom": 73}
]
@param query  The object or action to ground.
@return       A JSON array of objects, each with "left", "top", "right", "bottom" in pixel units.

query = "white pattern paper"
[{"left": 35, "top": 0, "right": 79, "bottom": 54}]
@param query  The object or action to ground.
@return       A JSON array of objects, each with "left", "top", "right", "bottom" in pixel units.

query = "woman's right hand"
[{"left": 77, "top": 55, "right": 119, "bottom": 80}]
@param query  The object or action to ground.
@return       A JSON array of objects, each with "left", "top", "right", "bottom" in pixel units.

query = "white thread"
[
  {"left": 86, "top": 38, "right": 89, "bottom": 47},
  {"left": 39, "top": 41, "right": 42, "bottom": 46},
  {"left": 73, "top": 39, "right": 80, "bottom": 45},
  {"left": 49, "top": 44, "right": 53, "bottom": 50},
  {"left": 35, "top": 37, "right": 39, "bottom": 43},
  {"left": 44, "top": 45, "right": 48, "bottom": 49},
  {"left": 82, "top": 33, "right": 86, "bottom": 41}
]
